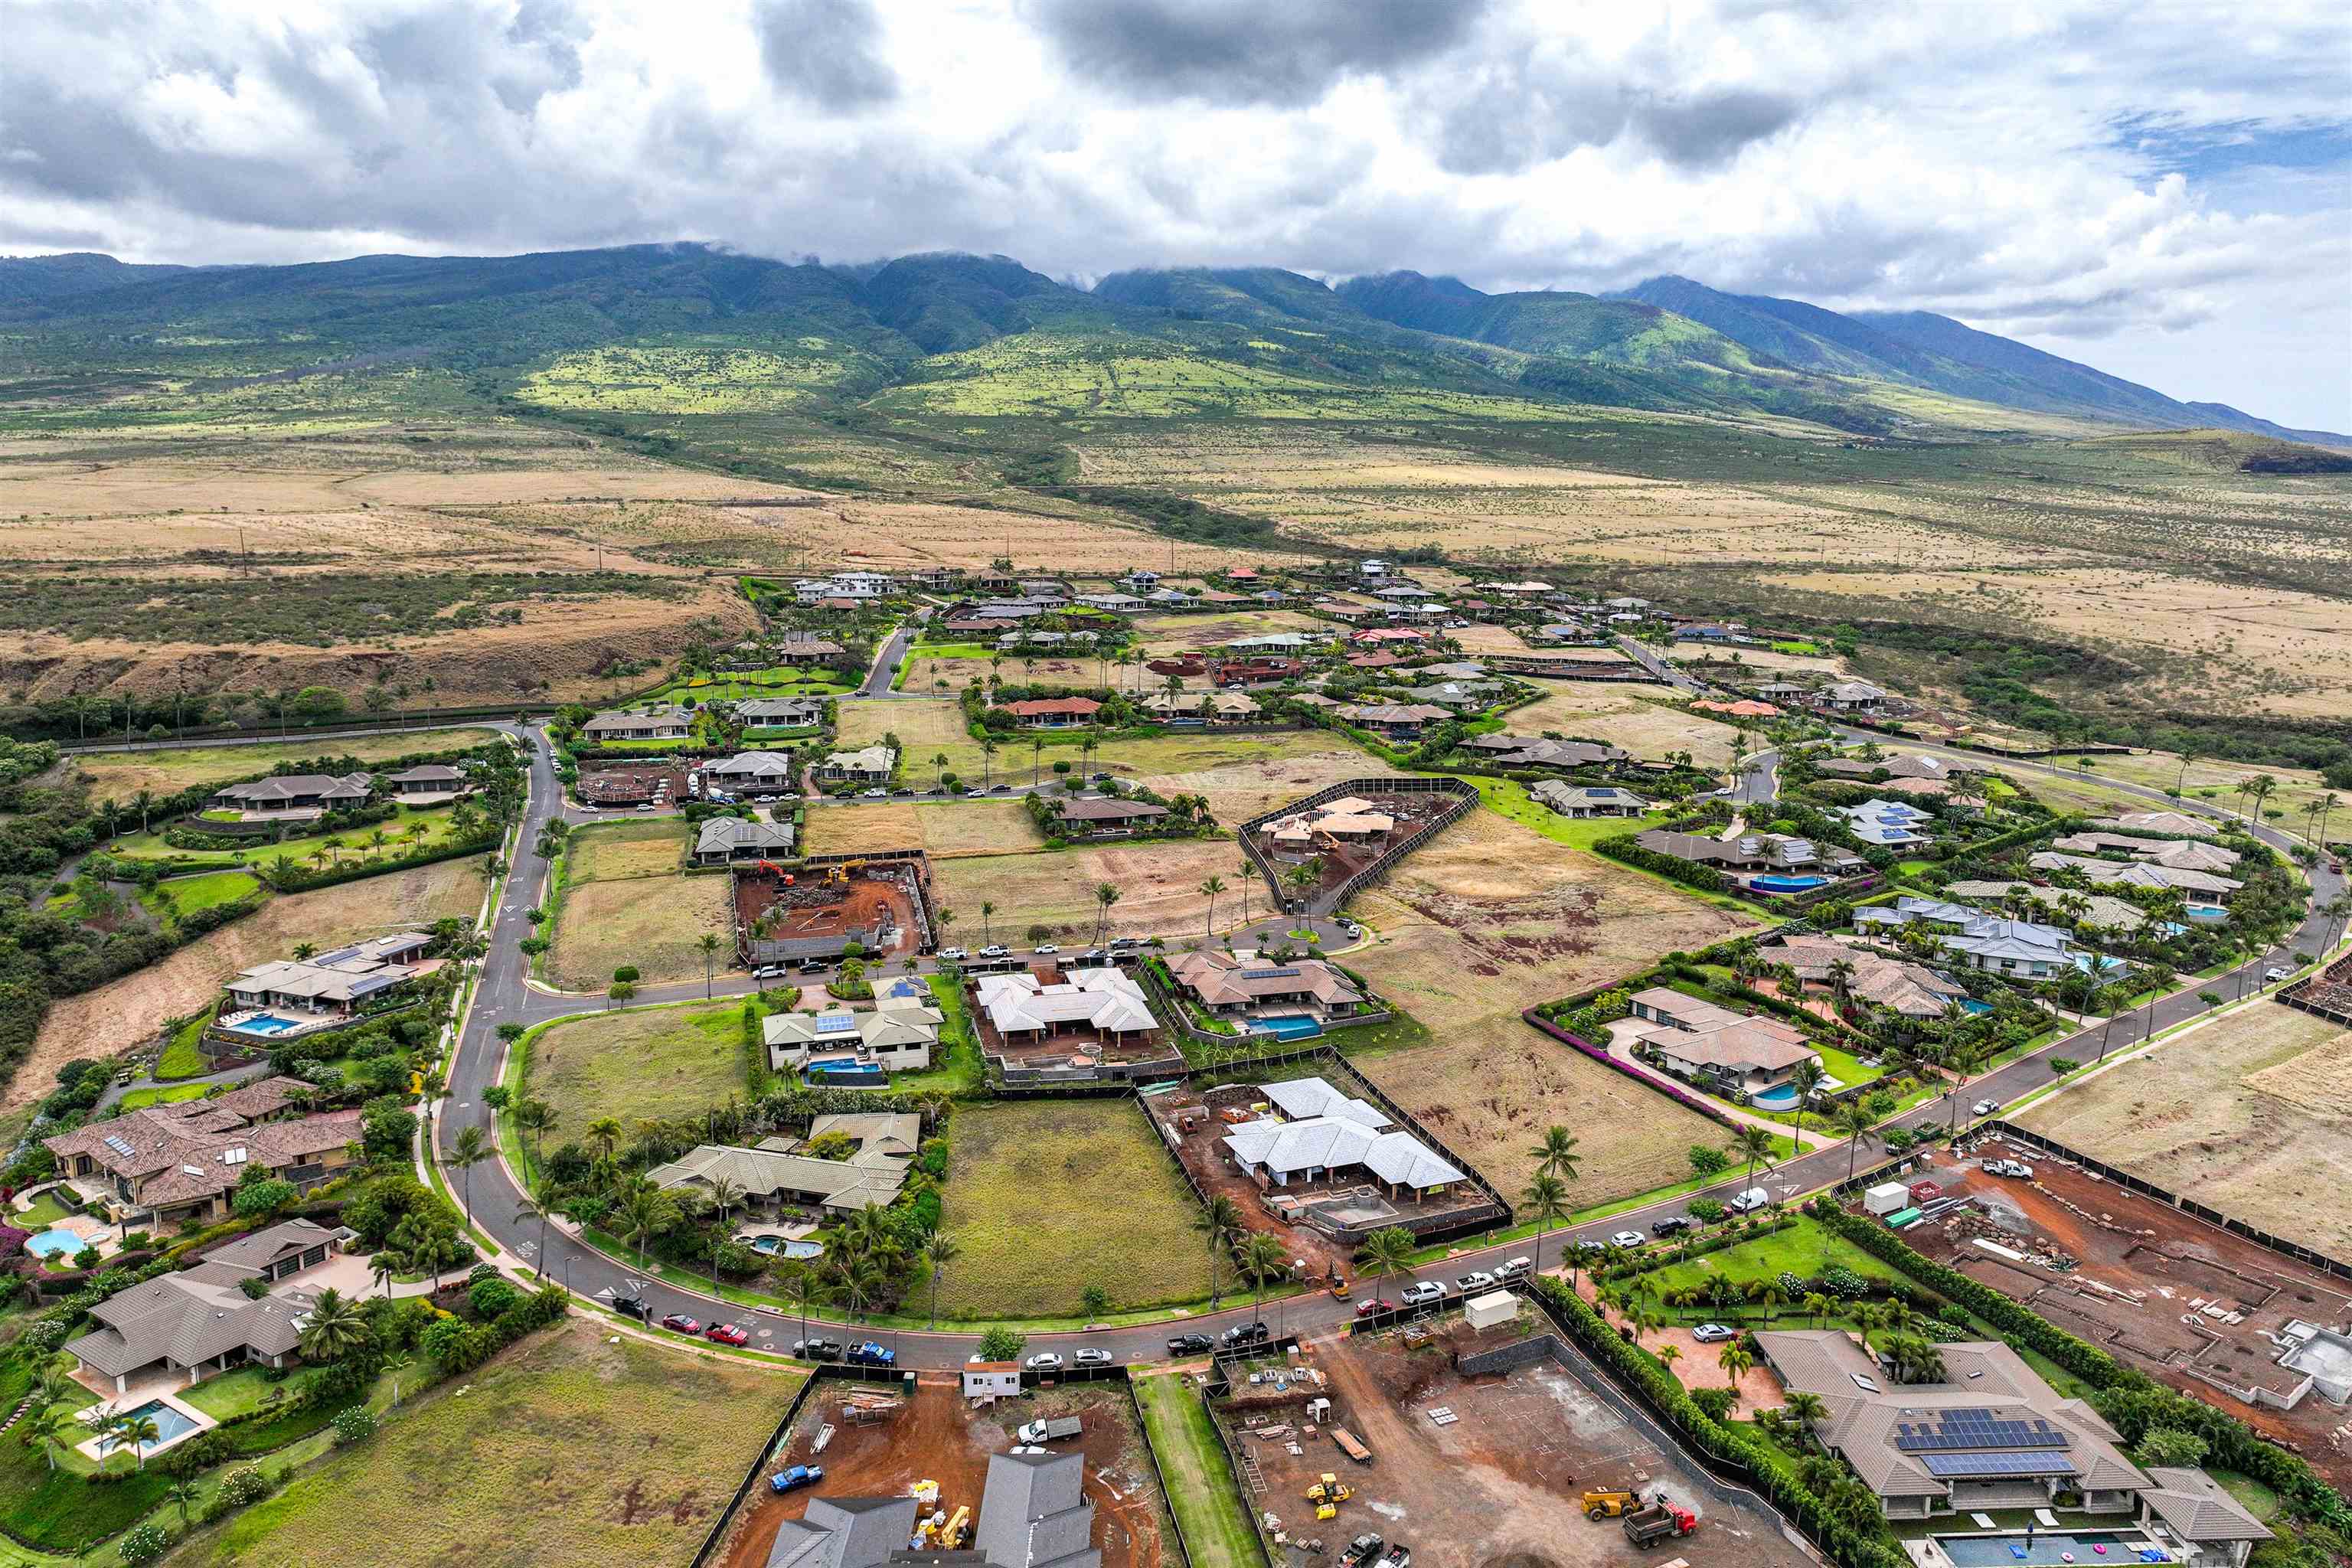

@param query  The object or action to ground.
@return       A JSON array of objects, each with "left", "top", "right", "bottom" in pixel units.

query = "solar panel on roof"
[
  {"left": 815, "top": 1014, "right": 858, "bottom": 1034},
  {"left": 103, "top": 1134, "right": 136, "bottom": 1156},
  {"left": 1240, "top": 967, "right": 1302, "bottom": 980},
  {"left": 1893, "top": 1410, "right": 2071, "bottom": 1452},
  {"left": 1919, "top": 1450, "right": 2077, "bottom": 1479}
]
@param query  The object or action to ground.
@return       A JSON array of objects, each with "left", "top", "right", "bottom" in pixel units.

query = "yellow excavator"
[{"left": 938, "top": 1506, "right": 970, "bottom": 1550}]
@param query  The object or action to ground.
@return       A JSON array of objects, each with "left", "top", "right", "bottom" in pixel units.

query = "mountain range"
[{"left": 2, "top": 243, "right": 2342, "bottom": 448}]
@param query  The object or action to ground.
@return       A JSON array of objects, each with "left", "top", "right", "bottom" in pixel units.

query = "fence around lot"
[{"left": 1236, "top": 775, "right": 1481, "bottom": 918}]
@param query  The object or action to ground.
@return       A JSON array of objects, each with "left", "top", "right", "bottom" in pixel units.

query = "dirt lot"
[
  {"left": 13, "top": 858, "right": 485, "bottom": 1106},
  {"left": 803, "top": 799, "right": 1040, "bottom": 859},
  {"left": 1222, "top": 1321, "right": 1804, "bottom": 1568},
  {"left": 714, "top": 1379, "right": 1174, "bottom": 1568},
  {"left": 933, "top": 839, "right": 1245, "bottom": 942},
  {"left": 70, "top": 727, "right": 497, "bottom": 799},
  {"left": 2014, "top": 1004, "right": 2352, "bottom": 1256},
  {"left": 577, "top": 760, "right": 692, "bottom": 807},
  {"left": 1902, "top": 1142, "right": 2352, "bottom": 1487},
  {"left": 737, "top": 861, "right": 923, "bottom": 962}
]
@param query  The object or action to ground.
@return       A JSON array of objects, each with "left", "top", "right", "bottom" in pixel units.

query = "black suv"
[
  {"left": 613, "top": 1293, "right": 652, "bottom": 1321},
  {"left": 1166, "top": 1332, "right": 1214, "bottom": 1355},
  {"left": 1650, "top": 1215, "right": 1694, "bottom": 1237},
  {"left": 1220, "top": 1321, "right": 1271, "bottom": 1348}
]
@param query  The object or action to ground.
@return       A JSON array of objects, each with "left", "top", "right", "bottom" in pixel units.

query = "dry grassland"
[
  {"left": 547, "top": 874, "right": 730, "bottom": 992},
  {"left": 2063, "top": 751, "right": 2339, "bottom": 835},
  {"left": 1446, "top": 623, "right": 1540, "bottom": 655},
  {"left": 1348, "top": 812, "right": 1757, "bottom": 1198},
  {"left": 2016, "top": 1005, "right": 2352, "bottom": 1256},
  {"left": 801, "top": 800, "right": 1039, "bottom": 858},
  {"left": 802, "top": 800, "right": 925, "bottom": 856},
  {"left": 568, "top": 818, "right": 690, "bottom": 880},
  {"left": 1668, "top": 642, "right": 1847, "bottom": 675},
  {"left": 1131, "top": 609, "right": 1326, "bottom": 652},
  {"left": 1504, "top": 687, "right": 1743, "bottom": 766},
  {"left": 932, "top": 839, "right": 1246, "bottom": 940},
  {"left": 14, "top": 859, "right": 485, "bottom": 1105},
  {"left": 70, "top": 727, "right": 496, "bottom": 799}
]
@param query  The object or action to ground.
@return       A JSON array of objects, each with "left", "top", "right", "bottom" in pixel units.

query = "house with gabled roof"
[
  {"left": 583, "top": 705, "right": 692, "bottom": 742},
  {"left": 46, "top": 1093, "right": 364, "bottom": 1228},
  {"left": 1530, "top": 781, "right": 1648, "bottom": 818},
  {"left": 1223, "top": 1075, "right": 1465, "bottom": 1201},
  {"left": 694, "top": 816, "right": 796, "bottom": 865},
  {"left": 208, "top": 772, "right": 374, "bottom": 815}
]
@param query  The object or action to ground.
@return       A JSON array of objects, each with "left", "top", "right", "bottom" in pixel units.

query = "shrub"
[
  {"left": 331, "top": 1406, "right": 376, "bottom": 1444},
  {"left": 220, "top": 1465, "right": 270, "bottom": 1506},
  {"left": 469, "top": 1278, "right": 520, "bottom": 1318},
  {"left": 116, "top": 1523, "right": 172, "bottom": 1565},
  {"left": 978, "top": 1325, "right": 1027, "bottom": 1362}
]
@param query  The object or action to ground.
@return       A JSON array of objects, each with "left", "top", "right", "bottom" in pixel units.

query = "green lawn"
[
  {"left": 1458, "top": 773, "right": 1677, "bottom": 849},
  {"left": 652, "top": 671, "right": 848, "bottom": 702},
  {"left": 15, "top": 1191, "right": 74, "bottom": 1229},
  {"left": 117, "top": 1082, "right": 211, "bottom": 1111},
  {"left": 521, "top": 998, "right": 765, "bottom": 1137},
  {"left": 155, "top": 1006, "right": 217, "bottom": 1080},
  {"left": 180, "top": 1366, "right": 294, "bottom": 1420},
  {"left": 884, "top": 975, "right": 983, "bottom": 1094},
  {"left": 142, "top": 868, "right": 263, "bottom": 921},
  {"left": 936, "top": 1099, "right": 1204, "bottom": 1318},
  {"left": 106, "top": 802, "right": 469, "bottom": 870},
  {"left": 1638, "top": 1214, "right": 1906, "bottom": 1299},
  {"left": 1132, "top": 1372, "right": 1264, "bottom": 1568}
]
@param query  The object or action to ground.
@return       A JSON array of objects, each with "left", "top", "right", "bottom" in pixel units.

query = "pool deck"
[
  {"left": 1599, "top": 1019, "right": 1835, "bottom": 1150},
  {"left": 69, "top": 1383, "right": 214, "bottom": 1463}
]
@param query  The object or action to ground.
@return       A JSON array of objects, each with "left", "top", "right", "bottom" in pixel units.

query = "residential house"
[
  {"left": 815, "top": 745, "right": 896, "bottom": 786},
  {"left": 645, "top": 1114, "right": 916, "bottom": 1217},
  {"left": 224, "top": 933, "right": 433, "bottom": 1025},
  {"left": 1840, "top": 798, "right": 1935, "bottom": 846},
  {"left": 1120, "top": 569, "right": 1161, "bottom": 592},
  {"left": 1469, "top": 735, "right": 1627, "bottom": 771},
  {"left": 1374, "top": 583, "right": 1434, "bottom": 601},
  {"left": 1143, "top": 691, "right": 1258, "bottom": 723},
  {"left": 2050, "top": 832, "right": 2239, "bottom": 873},
  {"left": 1624, "top": 988, "right": 1819, "bottom": 1096},
  {"left": 1605, "top": 596, "right": 1649, "bottom": 611},
  {"left": 1048, "top": 797, "right": 1170, "bottom": 838},
  {"left": 1816, "top": 751, "right": 1953, "bottom": 783},
  {"left": 67, "top": 1266, "right": 311, "bottom": 1396},
  {"left": 208, "top": 772, "right": 374, "bottom": 814},
  {"left": 1383, "top": 602, "right": 1449, "bottom": 622},
  {"left": 1401, "top": 680, "right": 1503, "bottom": 710},
  {"left": 995, "top": 629, "right": 1098, "bottom": 652},
  {"left": 1144, "top": 586, "right": 1193, "bottom": 606},
  {"left": 999, "top": 697, "right": 1103, "bottom": 729},
  {"left": 793, "top": 570, "right": 895, "bottom": 601},
  {"left": 693, "top": 816, "right": 797, "bottom": 865},
  {"left": 704, "top": 750, "right": 799, "bottom": 793},
  {"left": 1222, "top": 1076, "right": 1465, "bottom": 1201},
  {"left": 1818, "top": 680, "right": 1888, "bottom": 712},
  {"left": 1936, "top": 916, "right": 2078, "bottom": 978},
  {"left": 1074, "top": 592, "right": 1145, "bottom": 612},
  {"left": 45, "top": 1087, "right": 365, "bottom": 1227},
  {"left": 766, "top": 996, "right": 941, "bottom": 1075},
  {"left": 1755, "top": 681, "right": 1810, "bottom": 704},
  {"left": 1336, "top": 702, "right": 1452, "bottom": 740},
  {"left": 1529, "top": 782, "right": 1649, "bottom": 818},
  {"left": 1634, "top": 828, "right": 1859, "bottom": 875},
  {"left": 2026, "top": 853, "right": 2242, "bottom": 901},
  {"left": 381, "top": 764, "right": 467, "bottom": 799},
  {"left": 1168, "top": 952, "right": 1367, "bottom": 1020},
  {"left": 731, "top": 697, "right": 827, "bottom": 729},
  {"left": 903, "top": 565, "right": 962, "bottom": 591},
  {"left": 1759, "top": 936, "right": 1970, "bottom": 1019},
  {"left": 1753, "top": 1328, "right": 2268, "bottom": 1566},
  {"left": 773, "top": 632, "right": 847, "bottom": 658},
  {"left": 1260, "top": 795, "right": 1394, "bottom": 849},
  {"left": 2095, "top": 810, "right": 2220, "bottom": 841},
  {"left": 972, "top": 965, "right": 1155, "bottom": 1044},
  {"left": 583, "top": 706, "right": 692, "bottom": 743},
  {"left": 1943, "top": 880, "right": 2150, "bottom": 933},
  {"left": 1226, "top": 632, "right": 1314, "bottom": 653}
]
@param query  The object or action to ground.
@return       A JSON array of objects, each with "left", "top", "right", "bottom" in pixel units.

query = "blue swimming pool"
[
  {"left": 24, "top": 1229, "right": 85, "bottom": 1259},
  {"left": 1749, "top": 874, "right": 1831, "bottom": 893},
  {"left": 1936, "top": 1532, "right": 2154, "bottom": 1568},
  {"left": 100, "top": 1399, "right": 199, "bottom": 1455},
  {"left": 805, "top": 1063, "right": 887, "bottom": 1085},
  {"left": 1957, "top": 998, "right": 1995, "bottom": 1016},
  {"left": 742, "top": 1235, "right": 823, "bottom": 1260},
  {"left": 2184, "top": 905, "right": 2228, "bottom": 923},
  {"left": 230, "top": 1013, "right": 305, "bottom": 1036},
  {"left": 1749, "top": 1083, "right": 1799, "bottom": 1108},
  {"left": 1251, "top": 1014, "right": 1323, "bottom": 1040}
]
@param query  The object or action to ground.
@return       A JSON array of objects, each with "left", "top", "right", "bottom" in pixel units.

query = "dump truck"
[
  {"left": 1017, "top": 1416, "right": 1083, "bottom": 1444},
  {"left": 1330, "top": 1426, "right": 1373, "bottom": 1464},
  {"left": 1583, "top": 1488, "right": 1636, "bottom": 1519},
  {"left": 1624, "top": 1498, "right": 1697, "bottom": 1547}
]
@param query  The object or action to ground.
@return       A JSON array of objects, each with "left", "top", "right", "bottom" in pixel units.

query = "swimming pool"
[
  {"left": 229, "top": 1013, "right": 305, "bottom": 1036},
  {"left": 1251, "top": 1014, "right": 1323, "bottom": 1040},
  {"left": 741, "top": 1235, "right": 823, "bottom": 1260},
  {"left": 1749, "top": 1083, "right": 1800, "bottom": 1108},
  {"left": 24, "top": 1229, "right": 87, "bottom": 1259},
  {"left": 1936, "top": 1532, "right": 2153, "bottom": 1568},
  {"left": 99, "top": 1399, "right": 200, "bottom": 1455},
  {"left": 1957, "top": 998, "right": 1995, "bottom": 1016},
  {"left": 805, "top": 1063, "right": 887, "bottom": 1085},
  {"left": 1749, "top": 874, "right": 1831, "bottom": 893}
]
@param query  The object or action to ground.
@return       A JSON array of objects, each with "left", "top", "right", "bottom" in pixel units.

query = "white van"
[{"left": 1726, "top": 1187, "right": 1772, "bottom": 1214}]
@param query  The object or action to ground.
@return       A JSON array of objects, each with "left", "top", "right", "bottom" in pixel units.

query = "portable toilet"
[
  {"left": 1864, "top": 1182, "right": 1909, "bottom": 1217},
  {"left": 1465, "top": 1290, "right": 1517, "bottom": 1331},
  {"left": 1306, "top": 1396, "right": 1331, "bottom": 1426}
]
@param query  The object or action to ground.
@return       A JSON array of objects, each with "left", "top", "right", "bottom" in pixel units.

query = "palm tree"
[
  {"left": 1530, "top": 1125, "right": 1582, "bottom": 1187},
  {"left": 1199, "top": 875, "right": 1225, "bottom": 936},
  {"left": 1717, "top": 1341, "right": 1756, "bottom": 1385},
  {"left": 1783, "top": 1389, "right": 1828, "bottom": 1449},
  {"left": 1354, "top": 1225, "right": 1417, "bottom": 1308},
  {"left": 923, "top": 1232, "right": 961, "bottom": 1329},
  {"left": 1655, "top": 1344, "right": 1682, "bottom": 1377},
  {"left": 2172, "top": 745, "right": 2202, "bottom": 797},
  {"left": 2314, "top": 792, "right": 2343, "bottom": 851},
  {"left": 2246, "top": 773, "right": 2278, "bottom": 825},
  {"left": 1824, "top": 957, "right": 1857, "bottom": 1009},
  {"left": 588, "top": 1116, "right": 623, "bottom": 1161},
  {"left": 1522, "top": 1171, "right": 1570, "bottom": 1278},
  {"left": 1733, "top": 1123, "right": 1777, "bottom": 1194},
  {"left": 1786, "top": 1058, "right": 1824, "bottom": 1147},
  {"left": 980, "top": 900, "right": 995, "bottom": 947},
  {"left": 297, "top": 1286, "right": 372, "bottom": 1364},
  {"left": 785, "top": 1268, "right": 829, "bottom": 1352},
  {"left": 1234, "top": 859, "right": 1255, "bottom": 927},
  {"left": 619, "top": 1182, "right": 679, "bottom": 1269},
  {"left": 698, "top": 933, "right": 722, "bottom": 998},
  {"left": 441, "top": 1124, "right": 488, "bottom": 1220},
  {"left": 515, "top": 1099, "right": 557, "bottom": 1168},
  {"left": 1237, "top": 1232, "right": 1291, "bottom": 1330},
  {"left": 1836, "top": 1100, "right": 1875, "bottom": 1184},
  {"left": 1195, "top": 1196, "right": 1245, "bottom": 1308},
  {"left": 110, "top": 1410, "right": 163, "bottom": 1469},
  {"left": 979, "top": 737, "right": 998, "bottom": 791},
  {"left": 132, "top": 789, "right": 156, "bottom": 834},
  {"left": 409, "top": 1232, "right": 460, "bottom": 1294},
  {"left": 370, "top": 1249, "right": 403, "bottom": 1297},
  {"left": 1093, "top": 880, "right": 1122, "bottom": 946},
  {"left": 513, "top": 1185, "right": 557, "bottom": 1280},
  {"left": 21, "top": 1405, "right": 70, "bottom": 1472},
  {"left": 1802, "top": 1290, "right": 1833, "bottom": 1327}
]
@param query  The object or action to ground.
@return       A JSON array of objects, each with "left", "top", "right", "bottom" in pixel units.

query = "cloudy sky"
[{"left": 5, "top": 0, "right": 2347, "bottom": 428}]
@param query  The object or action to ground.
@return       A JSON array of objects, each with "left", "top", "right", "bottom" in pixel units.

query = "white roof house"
[
  {"left": 972, "top": 967, "right": 1155, "bottom": 1037},
  {"left": 1260, "top": 1076, "right": 1389, "bottom": 1127},
  {"left": 1222, "top": 1075, "right": 1465, "bottom": 1194}
]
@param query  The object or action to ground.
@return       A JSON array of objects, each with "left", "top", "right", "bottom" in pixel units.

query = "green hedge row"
[
  {"left": 1808, "top": 1204, "right": 2350, "bottom": 1531},
  {"left": 258, "top": 831, "right": 501, "bottom": 893},
  {"left": 1593, "top": 834, "right": 1734, "bottom": 895}
]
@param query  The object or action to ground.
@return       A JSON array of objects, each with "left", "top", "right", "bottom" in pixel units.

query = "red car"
[
  {"left": 1354, "top": 1298, "right": 1394, "bottom": 1318},
  {"left": 660, "top": 1312, "right": 703, "bottom": 1335},
  {"left": 705, "top": 1323, "right": 751, "bottom": 1347}
]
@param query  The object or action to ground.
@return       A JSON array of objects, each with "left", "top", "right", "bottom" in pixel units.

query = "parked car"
[
  {"left": 1220, "top": 1321, "right": 1272, "bottom": 1347},
  {"left": 1025, "top": 1351, "right": 1066, "bottom": 1372},
  {"left": 1650, "top": 1216, "right": 1694, "bottom": 1237},
  {"left": 1073, "top": 1348, "right": 1113, "bottom": 1367},
  {"left": 1609, "top": 1230, "right": 1647, "bottom": 1250},
  {"left": 1079, "top": 949, "right": 1107, "bottom": 964},
  {"left": 1398, "top": 1282, "right": 1445, "bottom": 1307},
  {"left": 2263, "top": 965, "right": 2289, "bottom": 984},
  {"left": 1379, "top": 1547, "right": 1413, "bottom": 1568},
  {"left": 792, "top": 1338, "right": 843, "bottom": 1361},
  {"left": 661, "top": 1313, "right": 703, "bottom": 1335},
  {"left": 1034, "top": 943, "right": 1060, "bottom": 954},
  {"left": 1971, "top": 1098, "right": 2001, "bottom": 1116},
  {"left": 1692, "top": 1322, "right": 1738, "bottom": 1343},
  {"left": 575, "top": 802, "right": 599, "bottom": 812},
  {"left": 1454, "top": 1270, "right": 1495, "bottom": 1293},
  {"left": 859, "top": 787, "right": 887, "bottom": 799},
  {"left": 1725, "top": 1187, "right": 1771, "bottom": 1214},
  {"left": 1341, "top": 1534, "right": 1385, "bottom": 1568},
  {"left": 798, "top": 958, "right": 830, "bottom": 974},
  {"left": 1166, "top": 1333, "right": 1214, "bottom": 1355},
  {"left": 769, "top": 1464, "right": 824, "bottom": 1494},
  {"left": 1984, "top": 1158, "right": 2035, "bottom": 1178},
  {"left": 613, "top": 1293, "right": 652, "bottom": 1321},
  {"left": 1354, "top": 1298, "right": 1395, "bottom": 1318},
  {"left": 979, "top": 944, "right": 1010, "bottom": 958},
  {"left": 844, "top": 1341, "right": 895, "bottom": 1367},
  {"left": 705, "top": 1323, "right": 751, "bottom": 1347},
  {"left": 1570, "top": 1237, "right": 1607, "bottom": 1256},
  {"left": 937, "top": 946, "right": 969, "bottom": 961},
  {"left": 1492, "top": 1257, "right": 1531, "bottom": 1282},
  {"left": 753, "top": 964, "right": 788, "bottom": 979}
]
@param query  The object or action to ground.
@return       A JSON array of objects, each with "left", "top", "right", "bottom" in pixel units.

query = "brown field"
[
  {"left": 932, "top": 839, "right": 1246, "bottom": 940},
  {"left": 802, "top": 799, "right": 1040, "bottom": 859},
  {"left": 1668, "top": 642, "right": 1848, "bottom": 674},
  {"left": 1347, "top": 812, "right": 1756, "bottom": 1199},
  {"left": 1504, "top": 686, "right": 1744, "bottom": 766},
  {"left": 67, "top": 727, "right": 497, "bottom": 799},
  {"left": 547, "top": 872, "right": 730, "bottom": 991},
  {"left": 1129, "top": 609, "right": 1326, "bottom": 652},
  {"left": 1444, "top": 622, "right": 1539, "bottom": 655},
  {"left": 13, "top": 858, "right": 485, "bottom": 1105},
  {"left": 2015, "top": 1004, "right": 2352, "bottom": 1256}
]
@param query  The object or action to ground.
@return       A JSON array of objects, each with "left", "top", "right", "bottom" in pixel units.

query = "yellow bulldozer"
[
  {"left": 1583, "top": 1488, "right": 1637, "bottom": 1520},
  {"left": 1308, "top": 1474, "right": 1354, "bottom": 1519}
]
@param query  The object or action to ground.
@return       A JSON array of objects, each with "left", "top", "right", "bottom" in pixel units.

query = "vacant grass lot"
[
  {"left": 933, "top": 839, "right": 1243, "bottom": 942},
  {"left": 179, "top": 1315, "right": 799, "bottom": 1568},
  {"left": 105, "top": 801, "right": 470, "bottom": 868},
  {"left": 569, "top": 817, "right": 691, "bottom": 880},
  {"left": 936, "top": 1099, "right": 1201, "bottom": 1318},
  {"left": 1132, "top": 1371, "right": 1260, "bottom": 1567},
  {"left": 802, "top": 800, "right": 1040, "bottom": 861},
  {"left": 834, "top": 697, "right": 1365, "bottom": 793},
  {"left": 1640, "top": 1214, "right": 1906, "bottom": 1298},
  {"left": 142, "top": 868, "right": 263, "bottom": 920},
  {"left": 1131, "top": 608, "right": 1326, "bottom": 653},
  {"left": 525, "top": 999, "right": 758, "bottom": 1134},
  {"left": 547, "top": 871, "right": 729, "bottom": 991},
  {"left": 70, "top": 727, "right": 498, "bottom": 799}
]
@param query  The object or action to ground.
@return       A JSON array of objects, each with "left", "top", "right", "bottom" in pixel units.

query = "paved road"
[
  {"left": 1726, "top": 747, "right": 1779, "bottom": 804},
  {"left": 1613, "top": 634, "right": 1700, "bottom": 692},
  {"left": 856, "top": 623, "right": 919, "bottom": 697},
  {"left": 437, "top": 719, "right": 2343, "bottom": 1370}
]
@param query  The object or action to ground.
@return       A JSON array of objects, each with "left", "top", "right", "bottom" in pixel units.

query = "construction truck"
[
  {"left": 1623, "top": 1498, "right": 1698, "bottom": 1547},
  {"left": 1582, "top": 1488, "right": 1636, "bottom": 1519},
  {"left": 938, "top": 1506, "right": 971, "bottom": 1550},
  {"left": 1306, "top": 1473, "right": 1354, "bottom": 1517}
]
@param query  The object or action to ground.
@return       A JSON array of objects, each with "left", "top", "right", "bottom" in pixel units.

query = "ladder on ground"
[{"left": 1237, "top": 1446, "right": 1266, "bottom": 1496}]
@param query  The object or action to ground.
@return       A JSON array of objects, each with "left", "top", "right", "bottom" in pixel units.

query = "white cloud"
[{"left": 0, "top": 0, "right": 2344, "bottom": 427}]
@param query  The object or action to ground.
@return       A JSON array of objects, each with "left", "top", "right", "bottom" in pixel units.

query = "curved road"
[{"left": 434, "top": 720, "right": 2343, "bottom": 1370}]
